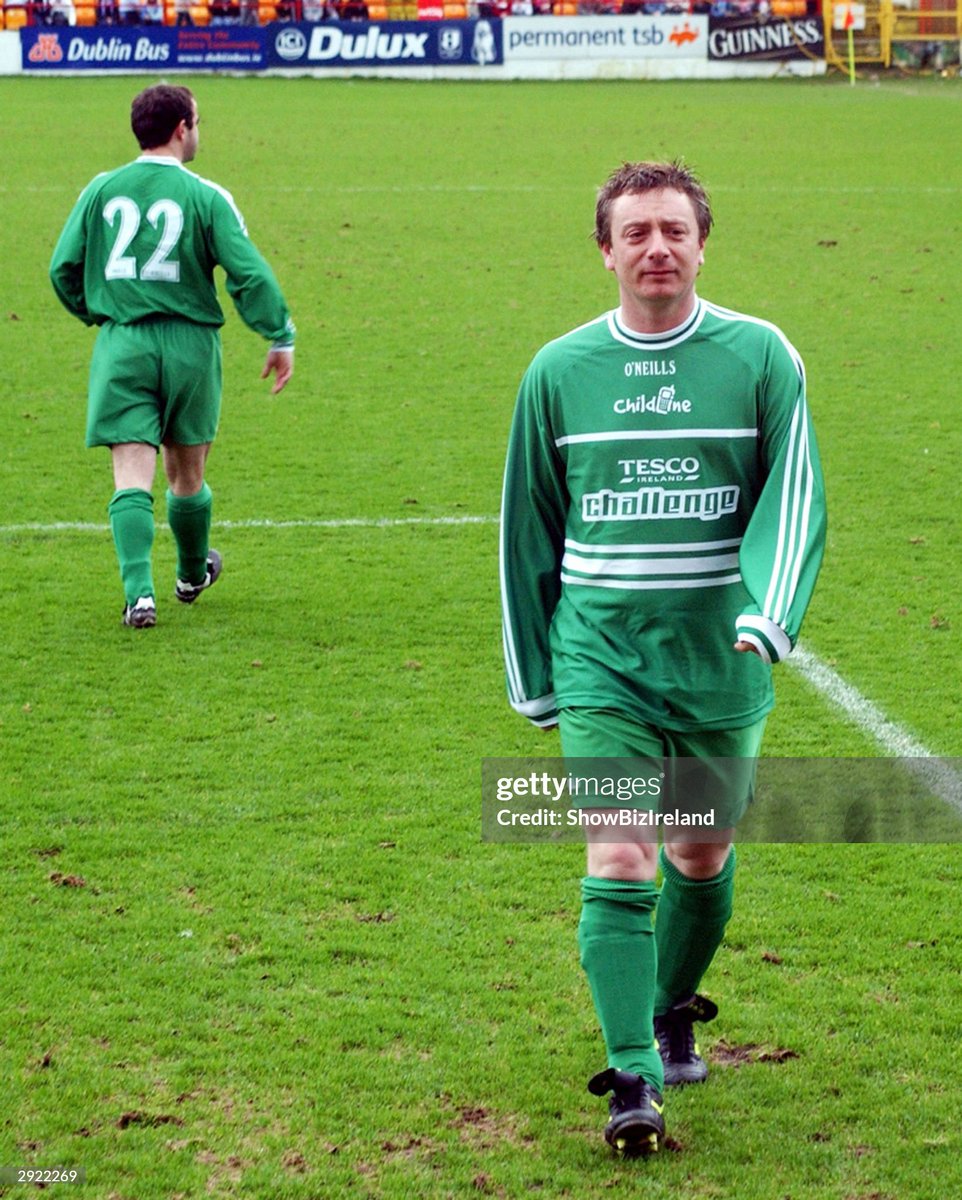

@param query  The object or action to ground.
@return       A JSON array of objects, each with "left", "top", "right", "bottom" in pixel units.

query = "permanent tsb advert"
[
  {"left": 503, "top": 15, "right": 707, "bottom": 61},
  {"left": 20, "top": 19, "right": 504, "bottom": 72}
]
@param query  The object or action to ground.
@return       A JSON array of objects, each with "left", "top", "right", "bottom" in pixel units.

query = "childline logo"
[{"left": 613, "top": 385, "right": 692, "bottom": 416}]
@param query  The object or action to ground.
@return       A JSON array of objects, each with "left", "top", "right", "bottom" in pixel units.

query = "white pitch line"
[
  {"left": 218, "top": 514, "right": 500, "bottom": 531},
  {"left": 0, "top": 514, "right": 500, "bottom": 535},
  {"left": 788, "top": 645, "right": 962, "bottom": 814},
  {"left": 788, "top": 646, "right": 931, "bottom": 757}
]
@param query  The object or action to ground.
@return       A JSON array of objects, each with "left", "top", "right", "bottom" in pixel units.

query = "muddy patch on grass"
[{"left": 712, "top": 1040, "right": 799, "bottom": 1068}]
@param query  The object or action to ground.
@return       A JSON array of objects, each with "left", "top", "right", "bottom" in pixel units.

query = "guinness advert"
[{"left": 708, "top": 14, "right": 825, "bottom": 61}]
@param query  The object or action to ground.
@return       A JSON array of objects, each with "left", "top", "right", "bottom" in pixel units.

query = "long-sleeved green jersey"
[
  {"left": 50, "top": 155, "right": 294, "bottom": 348},
  {"left": 500, "top": 298, "right": 826, "bottom": 731}
]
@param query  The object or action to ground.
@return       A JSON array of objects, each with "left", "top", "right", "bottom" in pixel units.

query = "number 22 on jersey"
[{"left": 103, "top": 196, "right": 184, "bottom": 283}]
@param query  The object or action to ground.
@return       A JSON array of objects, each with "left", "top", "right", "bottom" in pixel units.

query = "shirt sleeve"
[
  {"left": 50, "top": 189, "right": 95, "bottom": 325},
  {"left": 499, "top": 355, "right": 568, "bottom": 726},
  {"left": 208, "top": 189, "right": 295, "bottom": 348},
  {"left": 735, "top": 335, "right": 827, "bottom": 664}
]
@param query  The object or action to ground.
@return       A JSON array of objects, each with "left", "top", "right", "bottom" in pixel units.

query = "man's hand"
[
  {"left": 733, "top": 640, "right": 762, "bottom": 656},
  {"left": 261, "top": 348, "right": 293, "bottom": 395}
]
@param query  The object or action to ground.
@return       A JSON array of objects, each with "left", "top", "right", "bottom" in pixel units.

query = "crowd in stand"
[
  {"left": 10, "top": 0, "right": 815, "bottom": 25},
  {"left": 13, "top": 0, "right": 357, "bottom": 20}
]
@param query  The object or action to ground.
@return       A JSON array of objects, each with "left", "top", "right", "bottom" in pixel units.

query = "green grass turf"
[{"left": 2, "top": 74, "right": 962, "bottom": 1198}]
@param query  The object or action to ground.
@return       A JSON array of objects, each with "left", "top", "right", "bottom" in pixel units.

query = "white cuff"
[
  {"left": 511, "top": 693, "right": 558, "bottom": 724},
  {"left": 735, "top": 614, "right": 792, "bottom": 664}
]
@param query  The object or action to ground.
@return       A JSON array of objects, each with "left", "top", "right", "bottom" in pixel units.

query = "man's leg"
[
  {"left": 653, "top": 720, "right": 767, "bottom": 1083},
  {"left": 653, "top": 839, "right": 735, "bottom": 1018},
  {"left": 109, "top": 442, "right": 158, "bottom": 615},
  {"left": 651, "top": 840, "right": 733, "bottom": 1086},
  {"left": 580, "top": 839, "right": 663, "bottom": 1091},
  {"left": 163, "top": 442, "right": 213, "bottom": 590},
  {"left": 159, "top": 322, "right": 222, "bottom": 601},
  {"left": 561, "top": 708, "right": 666, "bottom": 1154},
  {"left": 580, "top": 841, "right": 666, "bottom": 1156},
  {"left": 88, "top": 323, "right": 162, "bottom": 623}
]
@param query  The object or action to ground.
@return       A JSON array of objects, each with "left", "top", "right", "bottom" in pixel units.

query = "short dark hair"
[
  {"left": 594, "top": 161, "right": 713, "bottom": 247},
  {"left": 131, "top": 84, "right": 195, "bottom": 151}
]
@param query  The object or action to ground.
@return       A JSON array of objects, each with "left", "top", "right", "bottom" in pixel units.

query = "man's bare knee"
[
  {"left": 111, "top": 442, "right": 158, "bottom": 492},
  {"left": 663, "top": 837, "right": 733, "bottom": 880},
  {"left": 163, "top": 442, "right": 210, "bottom": 496},
  {"left": 586, "top": 832, "right": 658, "bottom": 881}
]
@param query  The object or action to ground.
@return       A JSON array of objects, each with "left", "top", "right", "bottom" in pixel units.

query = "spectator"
[
  {"left": 303, "top": 0, "right": 339, "bottom": 17},
  {"left": 209, "top": 0, "right": 240, "bottom": 21},
  {"left": 38, "top": 0, "right": 75, "bottom": 21}
]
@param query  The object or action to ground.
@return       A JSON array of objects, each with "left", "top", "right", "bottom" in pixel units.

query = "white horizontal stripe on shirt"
[
  {"left": 564, "top": 535, "right": 743, "bottom": 554},
  {"left": 555, "top": 428, "right": 758, "bottom": 448},
  {"left": 561, "top": 572, "right": 743, "bottom": 591},
  {"left": 563, "top": 552, "right": 740, "bottom": 577}
]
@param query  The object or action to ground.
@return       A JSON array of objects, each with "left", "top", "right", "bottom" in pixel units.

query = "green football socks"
[
  {"left": 166, "top": 483, "right": 212, "bottom": 586},
  {"left": 578, "top": 876, "right": 664, "bottom": 1091},
  {"left": 653, "top": 846, "right": 736, "bottom": 1016},
  {"left": 108, "top": 488, "right": 155, "bottom": 604}
]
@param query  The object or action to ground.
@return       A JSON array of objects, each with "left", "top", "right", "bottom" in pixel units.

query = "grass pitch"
[{"left": 2, "top": 73, "right": 962, "bottom": 1199}]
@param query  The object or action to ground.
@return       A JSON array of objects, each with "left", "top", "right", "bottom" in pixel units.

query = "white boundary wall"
[
  {"left": 1, "top": 30, "right": 20, "bottom": 72},
  {"left": 266, "top": 58, "right": 825, "bottom": 78}
]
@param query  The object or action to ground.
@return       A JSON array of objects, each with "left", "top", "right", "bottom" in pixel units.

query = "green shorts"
[
  {"left": 558, "top": 707, "right": 767, "bottom": 830},
  {"left": 86, "top": 320, "right": 222, "bottom": 448}
]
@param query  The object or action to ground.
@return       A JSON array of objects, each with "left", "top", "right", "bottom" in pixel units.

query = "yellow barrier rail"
[
  {"left": 823, "top": 0, "right": 962, "bottom": 69},
  {"left": 882, "top": 0, "right": 961, "bottom": 40}
]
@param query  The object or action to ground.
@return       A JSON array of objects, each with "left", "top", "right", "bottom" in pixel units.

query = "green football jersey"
[
  {"left": 500, "top": 298, "right": 827, "bottom": 731},
  {"left": 50, "top": 155, "right": 294, "bottom": 347}
]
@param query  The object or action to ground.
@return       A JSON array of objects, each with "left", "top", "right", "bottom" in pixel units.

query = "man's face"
[
  {"left": 182, "top": 100, "right": 200, "bottom": 163},
  {"left": 601, "top": 188, "right": 705, "bottom": 324}
]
